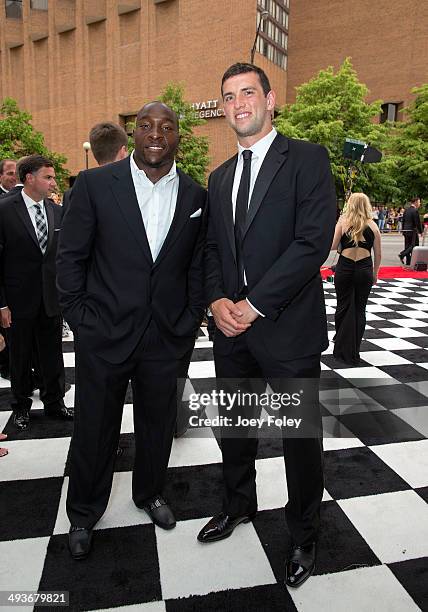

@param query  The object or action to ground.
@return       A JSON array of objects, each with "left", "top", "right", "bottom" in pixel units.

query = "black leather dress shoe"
[
  {"left": 68, "top": 526, "right": 93, "bottom": 560},
  {"left": 197, "top": 512, "right": 255, "bottom": 543},
  {"left": 142, "top": 496, "right": 176, "bottom": 530},
  {"left": 45, "top": 402, "right": 74, "bottom": 420},
  {"left": 13, "top": 410, "right": 30, "bottom": 431},
  {"left": 398, "top": 254, "right": 405, "bottom": 265},
  {"left": 285, "top": 542, "right": 316, "bottom": 588}
]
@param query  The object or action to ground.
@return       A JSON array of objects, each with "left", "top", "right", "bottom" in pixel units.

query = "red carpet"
[{"left": 321, "top": 266, "right": 428, "bottom": 280}]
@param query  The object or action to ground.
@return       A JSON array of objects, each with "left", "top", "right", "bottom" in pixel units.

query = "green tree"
[
  {"left": 0, "top": 97, "right": 69, "bottom": 191},
  {"left": 275, "top": 58, "right": 401, "bottom": 203},
  {"left": 127, "top": 83, "right": 210, "bottom": 186},
  {"left": 390, "top": 84, "right": 428, "bottom": 202}
]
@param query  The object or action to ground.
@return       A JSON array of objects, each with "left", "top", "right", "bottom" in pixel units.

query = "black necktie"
[{"left": 234, "top": 149, "right": 252, "bottom": 292}]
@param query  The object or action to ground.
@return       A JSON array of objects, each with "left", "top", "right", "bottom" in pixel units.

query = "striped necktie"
[{"left": 34, "top": 203, "right": 48, "bottom": 254}]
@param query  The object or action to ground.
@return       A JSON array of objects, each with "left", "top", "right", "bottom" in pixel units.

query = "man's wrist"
[{"left": 246, "top": 298, "right": 265, "bottom": 318}]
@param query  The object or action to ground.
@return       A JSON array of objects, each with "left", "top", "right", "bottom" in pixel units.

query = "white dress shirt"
[
  {"left": 232, "top": 128, "right": 277, "bottom": 316},
  {"left": 130, "top": 151, "right": 179, "bottom": 261},
  {"left": 21, "top": 189, "right": 48, "bottom": 236}
]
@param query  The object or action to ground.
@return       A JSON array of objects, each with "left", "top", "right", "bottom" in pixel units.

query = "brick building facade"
[{"left": 0, "top": 0, "right": 288, "bottom": 177}]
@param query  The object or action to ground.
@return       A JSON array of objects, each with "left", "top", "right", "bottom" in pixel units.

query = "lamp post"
[
  {"left": 250, "top": 10, "right": 269, "bottom": 64},
  {"left": 83, "top": 141, "right": 91, "bottom": 170}
]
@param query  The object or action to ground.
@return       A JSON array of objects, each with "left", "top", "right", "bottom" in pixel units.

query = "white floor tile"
[
  {"left": 62, "top": 352, "right": 75, "bottom": 367},
  {"left": 156, "top": 517, "right": 276, "bottom": 599},
  {"left": 289, "top": 565, "right": 420, "bottom": 612},
  {"left": 0, "top": 410, "right": 11, "bottom": 432},
  {"left": 359, "top": 351, "right": 411, "bottom": 366},
  {"left": 339, "top": 490, "right": 428, "bottom": 563},
  {"left": 120, "top": 404, "right": 134, "bottom": 434},
  {"left": 365, "top": 338, "right": 420, "bottom": 351},
  {"left": 64, "top": 384, "right": 75, "bottom": 408},
  {"left": 0, "top": 537, "right": 50, "bottom": 595},
  {"left": 396, "top": 309, "right": 428, "bottom": 319},
  {"left": 391, "top": 405, "right": 428, "bottom": 438},
  {"left": 255, "top": 456, "right": 288, "bottom": 510},
  {"left": 379, "top": 327, "right": 425, "bottom": 338},
  {"left": 0, "top": 437, "right": 70, "bottom": 481},
  {"left": 54, "top": 472, "right": 151, "bottom": 534},
  {"left": 365, "top": 312, "right": 383, "bottom": 321},
  {"left": 388, "top": 318, "right": 428, "bottom": 328},
  {"left": 169, "top": 434, "right": 222, "bottom": 467},
  {"left": 188, "top": 361, "right": 216, "bottom": 378},
  {"left": 365, "top": 304, "right": 393, "bottom": 312},
  {"left": 370, "top": 439, "right": 428, "bottom": 488}
]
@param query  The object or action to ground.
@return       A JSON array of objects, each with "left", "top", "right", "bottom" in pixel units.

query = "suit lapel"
[
  {"left": 244, "top": 134, "right": 289, "bottom": 237},
  {"left": 153, "top": 169, "right": 193, "bottom": 269},
  {"left": 14, "top": 194, "right": 40, "bottom": 250},
  {"left": 110, "top": 158, "right": 153, "bottom": 265},
  {"left": 220, "top": 156, "right": 238, "bottom": 261}
]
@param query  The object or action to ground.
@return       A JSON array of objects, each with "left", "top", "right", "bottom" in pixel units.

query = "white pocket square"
[
  {"left": 54, "top": 228, "right": 61, "bottom": 232},
  {"left": 190, "top": 208, "right": 202, "bottom": 219}
]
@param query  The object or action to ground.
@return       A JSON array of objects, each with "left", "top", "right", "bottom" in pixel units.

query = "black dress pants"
[
  {"left": 214, "top": 331, "right": 324, "bottom": 547},
  {"left": 8, "top": 303, "right": 64, "bottom": 411},
  {"left": 400, "top": 229, "right": 419, "bottom": 265},
  {"left": 67, "top": 320, "right": 181, "bottom": 528},
  {"left": 334, "top": 255, "right": 373, "bottom": 364}
]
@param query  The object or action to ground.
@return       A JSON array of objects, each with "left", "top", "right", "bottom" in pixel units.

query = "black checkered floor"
[{"left": 0, "top": 278, "right": 427, "bottom": 611}]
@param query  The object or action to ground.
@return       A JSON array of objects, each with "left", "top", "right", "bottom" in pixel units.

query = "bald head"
[
  {"left": 136, "top": 102, "right": 179, "bottom": 130},
  {"left": 133, "top": 100, "right": 180, "bottom": 182}
]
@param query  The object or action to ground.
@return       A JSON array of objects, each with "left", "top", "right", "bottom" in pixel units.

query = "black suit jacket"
[
  {"left": 402, "top": 206, "right": 422, "bottom": 234},
  {"left": 57, "top": 157, "right": 207, "bottom": 364},
  {"left": 0, "top": 184, "right": 24, "bottom": 200},
  {"left": 61, "top": 188, "right": 72, "bottom": 215},
  {"left": 0, "top": 193, "right": 63, "bottom": 318},
  {"left": 205, "top": 134, "right": 336, "bottom": 361}
]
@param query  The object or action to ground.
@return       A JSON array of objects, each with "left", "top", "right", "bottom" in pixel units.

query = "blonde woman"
[{"left": 331, "top": 193, "right": 381, "bottom": 364}]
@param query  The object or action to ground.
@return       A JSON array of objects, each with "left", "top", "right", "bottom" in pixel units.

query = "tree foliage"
[
  {"left": 0, "top": 98, "right": 69, "bottom": 191},
  {"left": 127, "top": 83, "right": 210, "bottom": 186},
  {"left": 390, "top": 84, "right": 428, "bottom": 201},
  {"left": 274, "top": 58, "right": 402, "bottom": 203}
]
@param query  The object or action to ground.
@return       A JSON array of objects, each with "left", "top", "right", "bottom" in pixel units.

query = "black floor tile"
[
  {"left": 39, "top": 525, "right": 161, "bottom": 611},
  {"left": 0, "top": 477, "right": 63, "bottom": 541},
  {"left": 388, "top": 557, "right": 428, "bottom": 611},
  {"left": 324, "top": 447, "right": 410, "bottom": 499}
]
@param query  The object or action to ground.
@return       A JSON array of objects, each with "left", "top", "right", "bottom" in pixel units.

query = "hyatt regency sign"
[{"left": 191, "top": 100, "right": 225, "bottom": 119}]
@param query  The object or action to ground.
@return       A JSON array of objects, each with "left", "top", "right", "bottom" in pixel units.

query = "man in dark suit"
[
  {"left": 57, "top": 102, "right": 206, "bottom": 559},
  {"left": 0, "top": 159, "right": 17, "bottom": 196},
  {"left": 197, "top": 64, "right": 336, "bottom": 588},
  {"left": 399, "top": 197, "right": 422, "bottom": 265},
  {"left": 0, "top": 155, "right": 72, "bottom": 430}
]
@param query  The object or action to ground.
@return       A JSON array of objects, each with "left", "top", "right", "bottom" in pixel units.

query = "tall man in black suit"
[
  {"left": 57, "top": 102, "right": 206, "bottom": 559},
  {"left": 197, "top": 64, "right": 336, "bottom": 588},
  {"left": 399, "top": 197, "right": 422, "bottom": 266},
  {"left": 0, "top": 155, "right": 72, "bottom": 430}
]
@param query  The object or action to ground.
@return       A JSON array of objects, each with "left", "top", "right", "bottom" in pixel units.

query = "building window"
[
  {"left": 5, "top": 0, "right": 22, "bottom": 19},
  {"left": 380, "top": 102, "right": 402, "bottom": 123},
  {"left": 257, "top": 1, "right": 288, "bottom": 69},
  {"left": 30, "top": 0, "right": 48, "bottom": 9}
]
